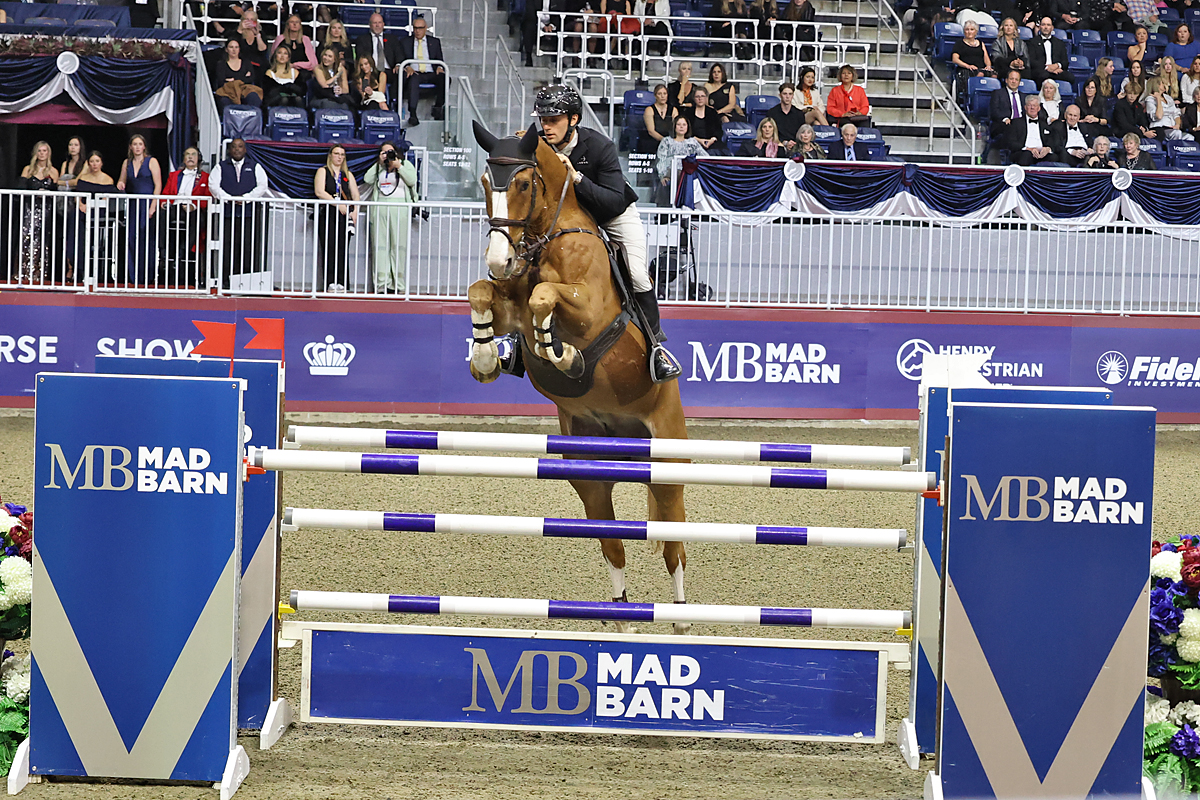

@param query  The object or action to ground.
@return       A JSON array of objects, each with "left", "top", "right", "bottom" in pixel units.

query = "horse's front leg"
[
  {"left": 528, "top": 282, "right": 589, "bottom": 378},
  {"left": 467, "top": 279, "right": 515, "bottom": 383}
]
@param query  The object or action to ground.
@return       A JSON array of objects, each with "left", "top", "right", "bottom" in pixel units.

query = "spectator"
[
  {"left": 214, "top": 38, "right": 263, "bottom": 112},
  {"left": 263, "top": 45, "right": 306, "bottom": 107},
  {"left": 1113, "top": 84, "right": 1156, "bottom": 137},
  {"left": 1040, "top": 78, "right": 1063, "bottom": 121},
  {"left": 1093, "top": 57, "right": 1115, "bottom": 98},
  {"left": 766, "top": 82, "right": 804, "bottom": 146},
  {"left": 314, "top": 143, "right": 360, "bottom": 292},
  {"left": 1182, "top": 55, "right": 1200, "bottom": 101},
  {"left": 229, "top": 9, "right": 269, "bottom": 77},
  {"left": 655, "top": 115, "right": 705, "bottom": 205},
  {"left": 781, "top": 0, "right": 816, "bottom": 61},
  {"left": 1050, "top": 0, "right": 1087, "bottom": 29},
  {"left": 738, "top": 118, "right": 786, "bottom": 156},
  {"left": 16, "top": 141, "right": 58, "bottom": 284},
  {"left": 953, "top": 20, "right": 995, "bottom": 100},
  {"left": 992, "top": 17, "right": 1031, "bottom": 79},
  {"left": 398, "top": 16, "right": 446, "bottom": 126},
  {"left": 1056, "top": 104, "right": 1094, "bottom": 163},
  {"left": 362, "top": 141, "right": 416, "bottom": 294},
  {"left": 643, "top": 84, "right": 676, "bottom": 152},
  {"left": 354, "top": 14, "right": 399, "bottom": 73},
  {"left": 209, "top": 138, "right": 268, "bottom": 289},
  {"left": 1160, "top": 56, "right": 1183, "bottom": 102},
  {"left": 58, "top": 136, "right": 86, "bottom": 190},
  {"left": 1008, "top": 95, "right": 1064, "bottom": 163},
  {"left": 1077, "top": 77, "right": 1111, "bottom": 138},
  {"left": 272, "top": 14, "right": 318, "bottom": 75},
  {"left": 311, "top": 45, "right": 353, "bottom": 109},
  {"left": 68, "top": 151, "right": 114, "bottom": 283},
  {"left": 705, "top": 63, "right": 744, "bottom": 122},
  {"left": 794, "top": 67, "right": 829, "bottom": 125},
  {"left": 686, "top": 87, "right": 724, "bottom": 152},
  {"left": 1181, "top": 85, "right": 1200, "bottom": 136},
  {"left": 1124, "top": 1, "right": 1161, "bottom": 32},
  {"left": 1127, "top": 26, "right": 1150, "bottom": 62},
  {"left": 1030, "top": 17, "right": 1068, "bottom": 86},
  {"left": 827, "top": 123, "right": 871, "bottom": 160},
  {"left": 633, "top": 0, "right": 670, "bottom": 64},
  {"left": 604, "top": 0, "right": 641, "bottom": 65},
  {"left": 796, "top": 123, "right": 827, "bottom": 158},
  {"left": 667, "top": 62, "right": 696, "bottom": 114},
  {"left": 1166, "top": 23, "right": 1200, "bottom": 67},
  {"left": 713, "top": 0, "right": 751, "bottom": 58},
  {"left": 1145, "top": 75, "right": 1195, "bottom": 137},
  {"left": 322, "top": 19, "right": 355, "bottom": 71},
  {"left": 116, "top": 134, "right": 162, "bottom": 286},
  {"left": 1084, "top": 134, "right": 1119, "bottom": 166},
  {"left": 752, "top": 0, "right": 783, "bottom": 60},
  {"left": 354, "top": 55, "right": 389, "bottom": 111},
  {"left": 1121, "top": 58, "right": 1147, "bottom": 99},
  {"left": 1117, "top": 130, "right": 1156, "bottom": 167},
  {"left": 159, "top": 147, "right": 210, "bottom": 287},
  {"left": 907, "top": 0, "right": 954, "bottom": 54},
  {"left": 991, "top": 69, "right": 1028, "bottom": 130},
  {"left": 826, "top": 64, "right": 871, "bottom": 127},
  {"left": 1086, "top": 0, "right": 1131, "bottom": 35}
]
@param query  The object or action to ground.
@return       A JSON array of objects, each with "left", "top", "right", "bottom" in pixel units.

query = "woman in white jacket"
[{"left": 633, "top": 0, "right": 669, "bottom": 61}]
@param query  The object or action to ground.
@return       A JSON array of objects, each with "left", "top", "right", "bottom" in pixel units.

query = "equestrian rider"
[{"left": 533, "top": 84, "right": 682, "bottom": 383}]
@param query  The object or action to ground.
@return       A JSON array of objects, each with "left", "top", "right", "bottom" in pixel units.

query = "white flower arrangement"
[
  {"left": 1, "top": 655, "right": 30, "bottom": 704},
  {"left": 1170, "top": 700, "right": 1200, "bottom": 728},
  {"left": 0, "top": 516, "right": 18, "bottom": 535},
  {"left": 1153, "top": 550, "right": 1185, "bottom": 582},
  {"left": 1164, "top": 633, "right": 1181, "bottom": 645},
  {"left": 0, "top": 558, "right": 32, "bottom": 606},
  {"left": 1148, "top": 696, "right": 1172, "bottom": 725},
  {"left": 1177, "top": 637, "right": 1200, "bottom": 663}
]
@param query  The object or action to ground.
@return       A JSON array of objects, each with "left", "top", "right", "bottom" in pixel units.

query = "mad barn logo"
[{"left": 1096, "top": 349, "right": 1200, "bottom": 388}]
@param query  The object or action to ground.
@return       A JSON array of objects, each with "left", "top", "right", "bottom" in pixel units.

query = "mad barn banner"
[{"left": 4, "top": 295, "right": 1200, "bottom": 419}]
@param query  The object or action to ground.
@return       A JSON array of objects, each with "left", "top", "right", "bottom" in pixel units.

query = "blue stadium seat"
[
  {"left": 1166, "top": 139, "right": 1200, "bottom": 167},
  {"left": 967, "top": 76, "right": 1001, "bottom": 119},
  {"left": 1175, "top": 154, "right": 1200, "bottom": 172},
  {"left": 1019, "top": 78, "right": 1038, "bottom": 95},
  {"left": 1158, "top": 6, "right": 1181, "bottom": 25},
  {"left": 340, "top": 5, "right": 376, "bottom": 28},
  {"left": 1057, "top": 80, "right": 1075, "bottom": 104},
  {"left": 1068, "top": 54, "right": 1091, "bottom": 86},
  {"left": 1051, "top": 28, "right": 1068, "bottom": 41},
  {"left": 1107, "top": 30, "right": 1135, "bottom": 57},
  {"left": 361, "top": 109, "right": 403, "bottom": 144},
  {"left": 1147, "top": 32, "right": 1168, "bottom": 62},
  {"left": 1187, "top": 8, "right": 1200, "bottom": 29},
  {"left": 1018, "top": 26, "right": 1033, "bottom": 40},
  {"left": 855, "top": 127, "right": 888, "bottom": 160},
  {"left": 671, "top": 10, "right": 707, "bottom": 55},
  {"left": 812, "top": 124, "right": 838, "bottom": 143},
  {"left": 932, "top": 23, "right": 963, "bottom": 62},
  {"left": 1109, "top": 55, "right": 1127, "bottom": 89},
  {"left": 315, "top": 108, "right": 358, "bottom": 143},
  {"left": 1140, "top": 138, "right": 1166, "bottom": 169},
  {"left": 723, "top": 121, "right": 755, "bottom": 151},
  {"left": 744, "top": 94, "right": 781, "bottom": 129},
  {"left": 620, "top": 89, "right": 656, "bottom": 150},
  {"left": 976, "top": 24, "right": 999, "bottom": 44},
  {"left": 382, "top": 6, "right": 410, "bottom": 27},
  {"left": 268, "top": 106, "right": 310, "bottom": 141},
  {"left": 222, "top": 105, "right": 263, "bottom": 140},
  {"left": 1071, "top": 29, "right": 1105, "bottom": 63}
]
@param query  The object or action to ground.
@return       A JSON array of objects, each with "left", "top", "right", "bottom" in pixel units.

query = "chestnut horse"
[{"left": 468, "top": 121, "right": 690, "bottom": 633}]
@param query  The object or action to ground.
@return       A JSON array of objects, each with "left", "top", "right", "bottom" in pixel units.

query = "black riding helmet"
[{"left": 531, "top": 84, "right": 583, "bottom": 119}]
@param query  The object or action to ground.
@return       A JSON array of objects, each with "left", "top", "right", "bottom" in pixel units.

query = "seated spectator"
[
  {"left": 667, "top": 62, "right": 696, "bottom": 114},
  {"left": 705, "top": 63, "right": 745, "bottom": 122},
  {"left": 796, "top": 123, "right": 827, "bottom": 158},
  {"left": 1030, "top": 17, "right": 1068, "bottom": 86},
  {"left": 655, "top": 115, "right": 706, "bottom": 205},
  {"left": 1127, "top": 26, "right": 1150, "bottom": 62},
  {"left": 991, "top": 17, "right": 1031, "bottom": 79},
  {"left": 311, "top": 46, "right": 353, "bottom": 109},
  {"left": 272, "top": 14, "right": 319, "bottom": 75},
  {"left": 1117, "top": 131, "right": 1156, "bottom": 167},
  {"left": 1166, "top": 23, "right": 1200, "bottom": 68},
  {"left": 1008, "top": 95, "right": 1064, "bottom": 164},
  {"left": 398, "top": 16, "right": 446, "bottom": 125},
  {"left": 1077, "top": 77, "right": 1111, "bottom": 138},
  {"left": 1145, "top": 76, "right": 1196, "bottom": 138},
  {"left": 354, "top": 55, "right": 389, "bottom": 111},
  {"left": 952, "top": 21, "right": 995, "bottom": 99},
  {"left": 766, "top": 81, "right": 803, "bottom": 146},
  {"left": 1056, "top": 104, "right": 1094, "bottom": 164},
  {"left": 633, "top": 0, "right": 670, "bottom": 61},
  {"left": 321, "top": 19, "right": 355, "bottom": 71},
  {"left": 1113, "top": 83, "right": 1157, "bottom": 137},
  {"left": 793, "top": 67, "right": 829, "bottom": 126},
  {"left": 1084, "top": 134, "right": 1119, "bottom": 167},
  {"left": 1039, "top": 78, "right": 1062, "bottom": 122},
  {"left": 643, "top": 84, "right": 677, "bottom": 153},
  {"left": 686, "top": 87, "right": 725, "bottom": 152},
  {"left": 229, "top": 10, "right": 269, "bottom": 77},
  {"left": 906, "top": 0, "right": 954, "bottom": 54},
  {"left": 1121, "top": 59, "right": 1147, "bottom": 100},
  {"left": 1050, "top": 0, "right": 1086, "bottom": 30},
  {"left": 1093, "top": 57, "right": 1115, "bottom": 98},
  {"left": 827, "top": 123, "right": 871, "bottom": 160},
  {"left": 752, "top": 0, "right": 785, "bottom": 61},
  {"left": 602, "top": 0, "right": 638, "bottom": 62},
  {"left": 739, "top": 118, "right": 787, "bottom": 156},
  {"left": 354, "top": 14, "right": 400, "bottom": 73},
  {"left": 991, "top": 69, "right": 1028, "bottom": 133},
  {"left": 1182, "top": 85, "right": 1200, "bottom": 137},
  {"left": 1182, "top": 55, "right": 1200, "bottom": 103},
  {"left": 782, "top": 0, "right": 817, "bottom": 60},
  {"left": 827, "top": 64, "right": 871, "bottom": 127},
  {"left": 214, "top": 38, "right": 263, "bottom": 112},
  {"left": 1124, "top": 3, "right": 1162, "bottom": 35},
  {"left": 1161, "top": 56, "right": 1184, "bottom": 103},
  {"left": 263, "top": 45, "right": 306, "bottom": 107},
  {"left": 713, "top": 0, "right": 751, "bottom": 53}
]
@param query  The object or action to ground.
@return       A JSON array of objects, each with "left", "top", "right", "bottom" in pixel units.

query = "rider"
[{"left": 532, "top": 84, "right": 682, "bottom": 383}]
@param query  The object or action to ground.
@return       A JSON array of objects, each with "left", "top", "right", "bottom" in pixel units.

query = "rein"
[{"left": 485, "top": 154, "right": 601, "bottom": 281}]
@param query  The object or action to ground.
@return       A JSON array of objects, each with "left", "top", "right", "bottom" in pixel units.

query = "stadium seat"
[
  {"left": 1018, "top": 26, "right": 1033, "bottom": 40},
  {"left": 1068, "top": 55, "right": 1091, "bottom": 86},
  {"left": 1107, "top": 30, "right": 1134, "bottom": 57},
  {"left": 671, "top": 10, "right": 707, "bottom": 55},
  {"left": 222, "top": 105, "right": 263, "bottom": 140},
  {"left": 855, "top": 127, "right": 888, "bottom": 160},
  {"left": 315, "top": 108, "right": 358, "bottom": 142},
  {"left": 1051, "top": 28, "right": 1068, "bottom": 41},
  {"left": 340, "top": 4, "right": 376, "bottom": 28},
  {"left": 1071, "top": 29, "right": 1105, "bottom": 63},
  {"left": 812, "top": 124, "right": 838, "bottom": 144},
  {"left": 1175, "top": 155, "right": 1200, "bottom": 173},
  {"left": 268, "top": 106, "right": 310, "bottom": 141},
  {"left": 26, "top": 15, "right": 67, "bottom": 23},
  {"left": 1109, "top": 55, "right": 1127, "bottom": 89},
  {"left": 1187, "top": 8, "right": 1200, "bottom": 29},
  {"left": 744, "top": 94, "right": 781, "bottom": 129},
  {"left": 620, "top": 88, "right": 655, "bottom": 151},
  {"left": 1018, "top": 78, "right": 1038, "bottom": 95},
  {"left": 1159, "top": 6, "right": 1181, "bottom": 25},
  {"left": 1057, "top": 80, "right": 1076, "bottom": 104},
  {"left": 1147, "top": 32, "right": 1167, "bottom": 62},
  {"left": 976, "top": 24, "right": 999, "bottom": 44},
  {"left": 967, "top": 76, "right": 1001, "bottom": 119},
  {"left": 932, "top": 23, "right": 963, "bottom": 63},
  {"left": 1166, "top": 139, "right": 1200, "bottom": 167},
  {"left": 1140, "top": 138, "right": 1166, "bottom": 169},
  {"left": 723, "top": 121, "right": 755, "bottom": 151},
  {"left": 361, "top": 109, "right": 403, "bottom": 144},
  {"left": 74, "top": 18, "right": 116, "bottom": 26},
  {"left": 382, "top": 6, "right": 411, "bottom": 27}
]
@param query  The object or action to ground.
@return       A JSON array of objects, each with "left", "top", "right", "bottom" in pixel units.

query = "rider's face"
[{"left": 540, "top": 114, "right": 571, "bottom": 145}]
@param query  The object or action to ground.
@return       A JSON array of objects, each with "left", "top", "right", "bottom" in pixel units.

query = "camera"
[{"left": 383, "top": 149, "right": 400, "bottom": 166}]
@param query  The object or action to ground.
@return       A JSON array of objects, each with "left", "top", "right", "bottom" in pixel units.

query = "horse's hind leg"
[
  {"left": 649, "top": 483, "right": 689, "bottom": 634},
  {"left": 569, "top": 477, "right": 633, "bottom": 633}
]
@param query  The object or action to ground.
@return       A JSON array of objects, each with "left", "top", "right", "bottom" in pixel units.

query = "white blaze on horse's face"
[{"left": 485, "top": 189, "right": 515, "bottom": 274}]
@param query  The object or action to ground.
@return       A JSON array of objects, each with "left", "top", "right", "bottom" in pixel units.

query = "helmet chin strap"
[{"left": 540, "top": 115, "right": 580, "bottom": 152}]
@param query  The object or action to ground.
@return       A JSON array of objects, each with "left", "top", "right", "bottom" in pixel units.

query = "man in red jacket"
[{"left": 160, "top": 147, "right": 211, "bottom": 288}]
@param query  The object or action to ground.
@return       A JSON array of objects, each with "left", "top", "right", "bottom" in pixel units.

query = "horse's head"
[{"left": 473, "top": 121, "right": 569, "bottom": 280}]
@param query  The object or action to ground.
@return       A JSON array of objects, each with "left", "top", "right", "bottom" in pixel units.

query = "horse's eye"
[{"left": 520, "top": 180, "right": 531, "bottom": 192}]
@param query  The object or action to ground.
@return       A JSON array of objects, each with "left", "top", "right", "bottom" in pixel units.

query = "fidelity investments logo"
[{"left": 1096, "top": 350, "right": 1200, "bottom": 388}]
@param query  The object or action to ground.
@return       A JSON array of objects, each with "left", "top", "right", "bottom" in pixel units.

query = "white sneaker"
[{"left": 328, "top": 283, "right": 346, "bottom": 293}]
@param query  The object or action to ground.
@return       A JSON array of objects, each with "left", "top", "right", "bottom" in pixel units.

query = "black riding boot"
[{"left": 634, "top": 290, "right": 682, "bottom": 382}]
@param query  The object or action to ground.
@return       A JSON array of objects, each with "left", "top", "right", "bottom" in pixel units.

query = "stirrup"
[
  {"left": 497, "top": 333, "right": 525, "bottom": 377},
  {"left": 649, "top": 343, "right": 682, "bottom": 383}
]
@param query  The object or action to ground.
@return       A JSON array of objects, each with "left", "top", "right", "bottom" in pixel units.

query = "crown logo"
[{"left": 304, "top": 335, "right": 356, "bottom": 376}]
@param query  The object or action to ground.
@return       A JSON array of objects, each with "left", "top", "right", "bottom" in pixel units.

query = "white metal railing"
[
  {"left": 562, "top": 69, "right": 617, "bottom": 141},
  {"left": 490, "top": 36, "right": 528, "bottom": 135},
  {"left": 5, "top": 189, "right": 1199, "bottom": 315},
  {"left": 186, "top": 0, "right": 437, "bottom": 46}
]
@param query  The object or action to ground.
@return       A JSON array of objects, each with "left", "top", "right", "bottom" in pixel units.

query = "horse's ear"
[
  {"left": 473, "top": 121, "right": 498, "bottom": 153},
  {"left": 519, "top": 124, "right": 540, "bottom": 156}
]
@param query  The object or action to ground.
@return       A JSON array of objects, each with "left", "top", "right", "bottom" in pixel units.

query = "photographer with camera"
[{"left": 362, "top": 141, "right": 417, "bottom": 294}]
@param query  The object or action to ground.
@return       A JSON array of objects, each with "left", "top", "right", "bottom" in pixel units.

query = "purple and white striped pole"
[
  {"left": 283, "top": 507, "right": 908, "bottom": 549},
  {"left": 288, "top": 590, "right": 911, "bottom": 631},
  {"left": 286, "top": 425, "right": 912, "bottom": 466},
  {"left": 251, "top": 449, "right": 936, "bottom": 493}
]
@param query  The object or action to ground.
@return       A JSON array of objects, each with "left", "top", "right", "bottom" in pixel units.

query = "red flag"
[
  {"left": 244, "top": 318, "right": 285, "bottom": 360},
  {"left": 191, "top": 320, "right": 237, "bottom": 376}
]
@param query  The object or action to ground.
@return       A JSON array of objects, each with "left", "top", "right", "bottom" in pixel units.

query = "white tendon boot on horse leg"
[
  {"left": 663, "top": 541, "right": 690, "bottom": 635},
  {"left": 606, "top": 558, "right": 635, "bottom": 635},
  {"left": 470, "top": 307, "right": 499, "bottom": 381},
  {"left": 533, "top": 310, "right": 582, "bottom": 376},
  {"left": 670, "top": 564, "right": 690, "bottom": 635}
]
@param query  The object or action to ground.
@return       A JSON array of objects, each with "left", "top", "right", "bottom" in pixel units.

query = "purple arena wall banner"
[{"left": 3, "top": 294, "right": 1200, "bottom": 421}]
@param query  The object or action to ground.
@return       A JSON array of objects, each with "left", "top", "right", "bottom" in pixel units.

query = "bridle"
[{"left": 484, "top": 152, "right": 600, "bottom": 281}]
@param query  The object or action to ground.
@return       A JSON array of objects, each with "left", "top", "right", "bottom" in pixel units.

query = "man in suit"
[
  {"left": 1029, "top": 17, "right": 1069, "bottom": 87},
  {"left": 1049, "top": 0, "right": 1087, "bottom": 29},
  {"left": 1008, "top": 95, "right": 1065, "bottom": 164},
  {"left": 827, "top": 123, "right": 871, "bottom": 160},
  {"left": 397, "top": 16, "right": 446, "bottom": 126},
  {"left": 354, "top": 14, "right": 401, "bottom": 73},
  {"left": 988, "top": 69, "right": 1028, "bottom": 162},
  {"left": 1055, "top": 104, "right": 1095, "bottom": 165},
  {"left": 159, "top": 147, "right": 211, "bottom": 286},
  {"left": 209, "top": 138, "right": 269, "bottom": 289}
]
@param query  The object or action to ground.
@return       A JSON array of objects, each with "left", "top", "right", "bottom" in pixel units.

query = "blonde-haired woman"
[
  {"left": 17, "top": 141, "right": 59, "bottom": 283},
  {"left": 271, "top": 14, "right": 318, "bottom": 73},
  {"left": 231, "top": 9, "right": 269, "bottom": 75},
  {"left": 738, "top": 117, "right": 785, "bottom": 156},
  {"left": 1160, "top": 55, "right": 1183, "bottom": 102},
  {"left": 1145, "top": 76, "right": 1193, "bottom": 139},
  {"left": 322, "top": 18, "right": 354, "bottom": 71},
  {"left": 1039, "top": 78, "right": 1062, "bottom": 122},
  {"left": 314, "top": 144, "right": 360, "bottom": 292},
  {"left": 1093, "top": 56, "right": 1115, "bottom": 98},
  {"left": 667, "top": 61, "right": 696, "bottom": 113}
]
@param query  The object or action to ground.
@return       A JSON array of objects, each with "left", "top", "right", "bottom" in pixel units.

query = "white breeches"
[{"left": 602, "top": 205, "right": 651, "bottom": 293}]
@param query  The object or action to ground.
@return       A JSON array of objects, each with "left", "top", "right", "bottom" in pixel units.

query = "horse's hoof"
[
  {"left": 470, "top": 365, "right": 501, "bottom": 383},
  {"left": 562, "top": 350, "right": 585, "bottom": 379},
  {"left": 673, "top": 622, "right": 692, "bottom": 635},
  {"left": 613, "top": 621, "right": 637, "bottom": 635}
]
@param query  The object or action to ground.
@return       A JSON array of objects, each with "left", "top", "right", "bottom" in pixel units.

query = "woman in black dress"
[
  {"left": 213, "top": 38, "right": 263, "bottom": 112},
  {"left": 705, "top": 63, "right": 744, "bottom": 122},
  {"left": 951, "top": 20, "right": 994, "bottom": 102},
  {"left": 16, "top": 141, "right": 59, "bottom": 284},
  {"left": 1077, "top": 77, "right": 1110, "bottom": 140},
  {"left": 642, "top": 84, "right": 676, "bottom": 153},
  {"left": 313, "top": 144, "right": 360, "bottom": 292},
  {"left": 69, "top": 151, "right": 116, "bottom": 284},
  {"left": 687, "top": 87, "right": 727, "bottom": 153},
  {"left": 667, "top": 61, "right": 696, "bottom": 114}
]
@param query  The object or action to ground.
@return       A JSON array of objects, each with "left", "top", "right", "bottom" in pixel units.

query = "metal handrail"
[
  {"left": 395, "top": 57, "right": 448, "bottom": 121},
  {"left": 185, "top": 0, "right": 438, "bottom": 47},
  {"left": 561, "top": 68, "right": 617, "bottom": 141},
  {"left": 490, "top": 36, "right": 528, "bottom": 135}
]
